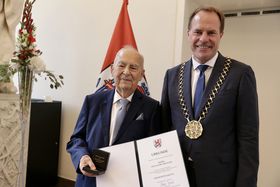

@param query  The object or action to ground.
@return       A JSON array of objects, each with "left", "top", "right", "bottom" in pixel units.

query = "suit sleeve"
[
  {"left": 161, "top": 70, "right": 173, "bottom": 132},
  {"left": 236, "top": 66, "right": 259, "bottom": 187},
  {"left": 148, "top": 100, "right": 162, "bottom": 135},
  {"left": 66, "top": 96, "right": 91, "bottom": 173}
]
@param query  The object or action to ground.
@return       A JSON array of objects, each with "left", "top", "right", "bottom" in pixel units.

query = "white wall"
[
  {"left": 221, "top": 13, "right": 280, "bottom": 187},
  {"left": 31, "top": 0, "right": 185, "bottom": 180}
]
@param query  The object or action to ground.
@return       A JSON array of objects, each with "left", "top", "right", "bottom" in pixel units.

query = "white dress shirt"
[{"left": 191, "top": 53, "right": 218, "bottom": 106}]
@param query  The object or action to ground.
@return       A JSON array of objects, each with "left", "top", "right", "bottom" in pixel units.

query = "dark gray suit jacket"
[
  {"left": 161, "top": 53, "right": 259, "bottom": 187},
  {"left": 67, "top": 89, "right": 161, "bottom": 187}
]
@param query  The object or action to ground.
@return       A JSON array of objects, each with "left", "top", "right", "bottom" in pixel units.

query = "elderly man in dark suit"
[
  {"left": 161, "top": 6, "right": 259, "bottom": 187},
  {"left": 67, "top": 46, "right": 161, "bottom": 187}
]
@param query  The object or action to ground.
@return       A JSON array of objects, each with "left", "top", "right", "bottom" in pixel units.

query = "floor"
[
  {"left": 54, "top": 177, "right": 75, "bottom": 187},
  {"left": 50, "top": 178, "right": 75, "bottom": 187},
  {"left": 26, "top": 177, "right": 75, "bottom": 187}
]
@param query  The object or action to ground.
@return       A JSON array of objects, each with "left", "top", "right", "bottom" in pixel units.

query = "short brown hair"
[{"left": 188, "top": 6, "right": 225, "bottom": 33}]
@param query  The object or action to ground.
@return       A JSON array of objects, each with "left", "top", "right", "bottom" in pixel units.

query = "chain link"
[{"left": 178, "top": 57, "right": 232, "bottom": 122}]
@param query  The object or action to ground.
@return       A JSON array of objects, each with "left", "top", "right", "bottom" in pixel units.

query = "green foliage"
[
  {"left": 36, "top": 70, "right": 64, "bottom": 89},
  {"left": 0, "top": 64, "right": 13, "bottom": 83}
]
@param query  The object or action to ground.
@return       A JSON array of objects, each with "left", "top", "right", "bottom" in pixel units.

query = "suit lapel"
[
  {"left": 113, "top": 90, "right": 143, "bottom": 143},
  {"left": 184, "top": 60, "right": 194, "bottom": 119},
  {"left": 101, "top": 90, "right": 114, "bottom": 146},
  {"left": 198, "top": 54, "right": 225, "bottom": 116}
]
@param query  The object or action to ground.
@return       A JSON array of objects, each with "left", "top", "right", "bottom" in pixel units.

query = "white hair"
[{"left": 113, "top": 45, "right": 144, "bottom": 67}]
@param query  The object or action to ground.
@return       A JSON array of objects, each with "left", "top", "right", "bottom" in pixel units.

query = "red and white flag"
[{"left": 95, "top": 0, "right": 150, "bottom": 95}]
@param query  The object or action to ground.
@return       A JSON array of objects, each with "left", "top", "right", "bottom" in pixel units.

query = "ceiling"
[{"left": 192, "top": 0, "right": 280, "bottom": 12}]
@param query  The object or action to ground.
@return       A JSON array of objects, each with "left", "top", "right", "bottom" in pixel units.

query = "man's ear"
[
  {"left": 141, "top": 69, "right": 145, "bottom": 80},
  {"left": 187, "top": 30, "right": 191, "bottom": 41},
  {"left": 220, "top": 32, "right": 224, "bottom": 39}
]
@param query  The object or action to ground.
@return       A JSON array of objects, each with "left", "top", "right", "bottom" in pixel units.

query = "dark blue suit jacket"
[
  {"left": 161, "top": 53, "right": 259, "bottom": 187},
  {"left": 67, "top": 89, "right": 161, "bottom": 187}
]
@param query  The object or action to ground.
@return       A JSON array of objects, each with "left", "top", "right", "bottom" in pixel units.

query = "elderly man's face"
[{"left": 111, "top": 49, "right": 144, "bottom": 96}]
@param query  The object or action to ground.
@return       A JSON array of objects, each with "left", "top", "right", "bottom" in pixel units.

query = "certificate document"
[
  {"left": 97, "top": 142, "right": 140, "bottom": 187},
  {"left": 137, "top": 130, "right": 189, "bottom": 187},
  {"left": 96, "top": 130, "right": 189, "bottom": 187}
]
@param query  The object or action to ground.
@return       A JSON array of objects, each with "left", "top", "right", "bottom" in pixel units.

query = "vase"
[
  {"left": 18, "top": 66, "right": 33, "bottom": 121},
  {"left": 17, "top": 66, "right": 33, "bottom": 187}
]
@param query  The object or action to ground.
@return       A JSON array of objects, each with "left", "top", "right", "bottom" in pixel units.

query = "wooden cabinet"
[{"left": 26, "top": 100, "right": 62, "bottom": 187}]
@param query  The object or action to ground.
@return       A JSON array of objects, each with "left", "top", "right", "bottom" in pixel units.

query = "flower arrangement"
[
  {"left": 0, "top": 0, "right": 65, "bottom": 130},
  {"left": 10, "top": 0, "right": 64, "bottom": 89},
  {"left": 8, "top": 0, "right": 65, "bottom": 125}
]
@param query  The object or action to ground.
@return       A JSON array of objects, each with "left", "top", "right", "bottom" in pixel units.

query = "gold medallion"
[{"left": 185, "top": 120, "right": 203, "bottom": 139}]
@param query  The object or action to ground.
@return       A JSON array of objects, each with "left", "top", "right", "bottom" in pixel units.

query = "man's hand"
[{"left": 79, "top": 155, "right": 97, "bottom": 177}]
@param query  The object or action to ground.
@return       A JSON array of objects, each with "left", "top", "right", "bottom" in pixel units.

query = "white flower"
[
  {"left": 28, "top": 56, "right": 46, "bottom": 73},
  {"left": 10, "top": 62, "right": 20, "bottom": 71},
  {"left": 22, "top": 29, "right": 27, "bottom": 34}
]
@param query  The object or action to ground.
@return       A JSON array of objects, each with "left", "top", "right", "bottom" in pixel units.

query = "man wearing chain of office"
[{"left": 161, "top": 6, "right": 259, "bottom": 187}]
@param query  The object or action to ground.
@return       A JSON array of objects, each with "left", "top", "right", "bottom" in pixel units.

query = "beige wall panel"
[{"left": 221, "top": 14, "right": 280, "bottom": 187}]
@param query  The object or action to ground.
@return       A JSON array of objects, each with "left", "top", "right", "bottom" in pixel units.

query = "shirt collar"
[
  {"left": 113, "top": 90, "right": 134, "bottom": 104},
  {"left": 192, "top": 52, "right": 218, "bottom": 70}
]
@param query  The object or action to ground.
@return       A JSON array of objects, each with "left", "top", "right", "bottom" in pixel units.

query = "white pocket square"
[{"left": 136, "top": 113, "right": 144, "bottom": 120}]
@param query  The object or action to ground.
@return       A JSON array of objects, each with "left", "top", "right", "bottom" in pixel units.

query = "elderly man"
[{"left": 67, "top": 46, "right": 161, "bottom": 187}]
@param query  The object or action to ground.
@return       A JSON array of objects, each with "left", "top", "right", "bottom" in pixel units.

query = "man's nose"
[
  {"left": 200, "top": 32, "right": 209, "bottom": 41},
  {"left": 123, "top": 66, "right": 130, "bottom": 74}
]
